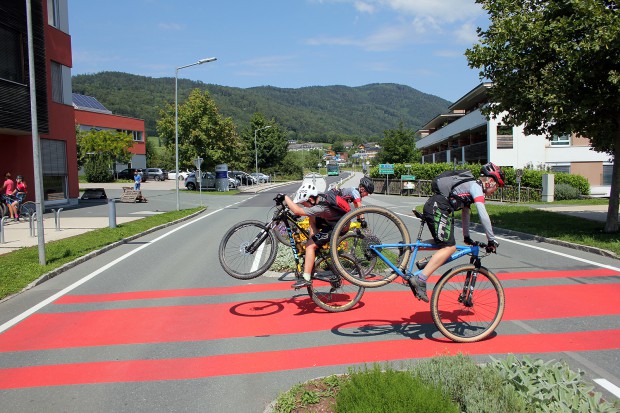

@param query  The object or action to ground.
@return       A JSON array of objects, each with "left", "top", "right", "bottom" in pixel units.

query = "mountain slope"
[{"left": 72, "top": 72, "right": 451, "bottom": 140}]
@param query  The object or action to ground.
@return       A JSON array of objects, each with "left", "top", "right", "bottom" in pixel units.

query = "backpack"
[
  {"left": 319, "top": 189, "right": 351, "bottom": 215},
  {"left": 431, "top": 170, "right": 476, "bottom": 211},
  {"left": 431, "top": 170, "right": 476, "bottom": 197}
]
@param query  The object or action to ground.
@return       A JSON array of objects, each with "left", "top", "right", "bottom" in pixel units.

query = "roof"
[{"left": 72, "top": 94, "right": 112, "bottom": 114}]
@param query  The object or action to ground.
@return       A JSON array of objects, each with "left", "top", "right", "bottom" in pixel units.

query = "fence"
[{"left": 370, "top": 178, "right": 542, "bottom": 203}]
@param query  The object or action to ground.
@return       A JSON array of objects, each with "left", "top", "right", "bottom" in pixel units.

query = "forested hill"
[{"left": 72, "top": 71, "right": 451, "bottom": 141}]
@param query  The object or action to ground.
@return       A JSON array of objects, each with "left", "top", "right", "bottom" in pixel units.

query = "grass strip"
[{"left": 0, "top": 207, "right": 204, "bottom": 299}]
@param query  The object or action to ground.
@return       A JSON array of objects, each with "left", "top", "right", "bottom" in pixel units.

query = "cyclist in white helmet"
[{"left": 275, "top": 182, "right": 348, "bottom": 288}]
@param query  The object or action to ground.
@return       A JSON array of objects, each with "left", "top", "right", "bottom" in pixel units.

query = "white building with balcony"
[{"left": 416, "top": 83, "right": 612, "bottom": 196}]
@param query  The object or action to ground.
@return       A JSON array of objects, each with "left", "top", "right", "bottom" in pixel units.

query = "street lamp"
[
  {"left": 254, "top": 125, "right": 272, "bottom": 178},
  {"left": 175, "top": 57, "right": 217, "bottom": 210}
]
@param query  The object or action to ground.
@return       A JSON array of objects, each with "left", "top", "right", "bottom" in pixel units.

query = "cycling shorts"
[{"left": 422, "top": 194, "right": 455, "bottom": 247}]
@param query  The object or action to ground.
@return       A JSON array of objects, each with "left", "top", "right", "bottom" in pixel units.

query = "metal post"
[
  {"left": 29, "top": 212, "right": 37, "bottom": 237},
  {"left": 108, "top": 198, "right": 117, "bottom": 228},
  {"left": 0, "top": 217, "right": 6, "bottom": 243},
  {"left": 53, "top": 208, "right": 63, "bottom": 231},
  {"left": 26, "top": 0, "right": 45, "bottom": 264}
]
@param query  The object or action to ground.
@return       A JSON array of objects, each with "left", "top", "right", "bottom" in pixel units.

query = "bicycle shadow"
[
  {"left": 330, "top": 312, "right": 438, "bottom": 341},
  {"left": 228, "top": 294, "right": 329, "bottom": 318}
]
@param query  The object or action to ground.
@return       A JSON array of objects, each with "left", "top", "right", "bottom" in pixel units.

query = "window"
[
  {"left": 0, "top": 24, "right": 25, "bottom": 84},
  {"left": 41, "top": 139, "right": 68, "bottom": 201},
  {"left": 496, "top": 124, "right": 513, "bottom": 149},
  {"left": 602, "top": 164, "right": 613, "bottom": 186},
  {"left": 132, "top": 131, "right": 143, "bottom": 142},
  {"left": 51, "top": 61, "right": 72, "bottom": 104},
  {"left": 47, "top": 0, "right": 60, "bottom": 28},
  {"left": 551, "top": 134, "right": 570, "bottom": 146},
  {"left": 550, "top": 165, "right": 570, "bottom": 174}
]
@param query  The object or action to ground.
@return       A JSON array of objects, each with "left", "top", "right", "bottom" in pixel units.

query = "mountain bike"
[
  {"left": 272, "top": 216, "right": 377, "bottom": 277},
  {"left": 328, "top": 206, "right": 505, "bottom": 343},
  {"left": 218, "top": 198, "right": 365, "bottom": 312}
]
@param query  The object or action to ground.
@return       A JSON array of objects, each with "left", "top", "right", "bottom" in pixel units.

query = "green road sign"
[{"left": 379, "top": 164, "right": 394, "bottom": 174}]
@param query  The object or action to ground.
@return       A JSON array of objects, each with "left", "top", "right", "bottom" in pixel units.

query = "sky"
[{"left": 69, "top": 0, "right": 490, "bottom": 103}]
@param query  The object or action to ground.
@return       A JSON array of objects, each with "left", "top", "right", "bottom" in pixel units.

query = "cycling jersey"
[{"left": 450, "top": 180, "right": 496, "bottom": 242}]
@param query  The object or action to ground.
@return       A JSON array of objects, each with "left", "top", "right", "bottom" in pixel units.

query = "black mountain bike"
[{"left": 218, "top": 198, "right": 365, "bottom": 312}]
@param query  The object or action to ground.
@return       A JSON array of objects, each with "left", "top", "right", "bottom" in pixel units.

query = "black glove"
[
  {"left": 486, "top": 239, "right": 499, "bottom": 253},
  {"left": 274, "top": 193, "right": 286, "bottom": 205},
  {"left": 358, "top": 217, "right": 368, "bottom": 229},
  {"left": 463, "top": 236, "right": 475, "bottom": 245}
]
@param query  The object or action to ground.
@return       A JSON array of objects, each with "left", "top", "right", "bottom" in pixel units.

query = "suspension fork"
[{"left": 459, "top": 256, "right": 482, "bottom": 307}]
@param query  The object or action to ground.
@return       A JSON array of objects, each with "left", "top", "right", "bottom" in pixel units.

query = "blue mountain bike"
[{"left": 328, "top": 206, "right": 505, "bottom": 343}]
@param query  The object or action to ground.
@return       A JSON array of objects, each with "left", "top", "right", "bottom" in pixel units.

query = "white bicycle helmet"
[{"left": 293, "top": 183, "right": 319, "bottom": 203}]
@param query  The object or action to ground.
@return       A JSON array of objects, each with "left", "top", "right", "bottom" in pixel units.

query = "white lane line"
[
  {"left": 251, "top": 240, "right": 266, "bottom": 273},
  {"left": 594, "top": 379, "right": 620, "bottom": 399},
  {"left": 0, "top": 202, "right": 246, "bottom": 334},
  {"left": 395, "top": 212, "right": 620, "bottom": 272}
]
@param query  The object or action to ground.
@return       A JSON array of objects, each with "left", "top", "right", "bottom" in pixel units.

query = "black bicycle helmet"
[
  {"left": 480, "top": 162, "right": 506, "bottom": 187},
  {"left": 359, "top": 177, "right": 375, "bottom": 194}
]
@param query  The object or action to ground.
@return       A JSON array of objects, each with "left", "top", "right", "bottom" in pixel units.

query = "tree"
[
  {"left": 76, "top": 128, "right": 134, "bottom": 182},
  {"left": 240, "top": 113, "right": 288, "bottom": 172},
  {"left": 465, "top": 0, "right": 620, "bottom": 232},
  {"left": 376, "top": 121, "right": 421, "bottom": 164},
  {"left": 156, "top": 89, "right": 245, "bottom": 171}
]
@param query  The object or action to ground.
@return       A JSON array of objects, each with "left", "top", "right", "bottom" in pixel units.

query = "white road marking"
[
  {"left": 0, "top": 200, "right": 249, "bottom": 334},
  {"left": 594, "top": 379, "right": 620, "bottom": 399}
]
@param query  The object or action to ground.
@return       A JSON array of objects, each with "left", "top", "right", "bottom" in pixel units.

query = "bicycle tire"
[
  {"left": 335, "top": 232, "right": 377, "bottom": 277},
  {"left": 307, "top": 253, "right": 365, "bottom": 312},
  {"left": 19, "top": 201, "right": 36, "bottom": 219},
  {"left": 431, "top": 264, "right": 505, "bottom": 343},
  {"left": 218, "top": 220, "right": 278, "bottom": 280},
  {"left": 329, "top": 206, "right": 411, "bottom": 288},
  {"left": 0, "top": 202, "right": 6, "bottom": 218}
]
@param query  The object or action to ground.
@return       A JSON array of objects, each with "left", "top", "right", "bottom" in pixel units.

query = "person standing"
[
  {"left": 1, "top": 173, "right": 18, "bottom": 221},
  {"left": 9, "top": 175, "right": 27, "bottom": 220},
  {"left": 133, "top": 170, "right": 141, "bottom": 190}
]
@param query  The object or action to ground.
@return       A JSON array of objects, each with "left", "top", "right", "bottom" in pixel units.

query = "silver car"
[{"left": 184, "top": 172, "right": 238, "bottom": 190}]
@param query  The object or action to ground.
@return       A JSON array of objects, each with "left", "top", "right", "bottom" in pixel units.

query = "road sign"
[
  {"left": 194, "top": 157, "right": 203, "bottom": 170},
  {"left": 401, "top": 175, "right": 416, "bottom": 180},
  {"left": 379, "top": 164, "right": 394, "bottom": 175}
]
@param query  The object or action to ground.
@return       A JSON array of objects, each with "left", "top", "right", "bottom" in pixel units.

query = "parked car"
[
  {"left": 168, "top": 169, "right": 191, "bottom": 181},
  {"left": 184, "top": 172, "right": 238, "bottom": 190},
  {"left": 117, "top": 168, "right": 147, "bottom": 182},
  {"left": 250, "top": 172, "right": 270, "bottom": 183},
  {"left": 229, "top": 170, "right": 257, "bottom": 185},
  {"left": 144, "top": 167, "right": 168, "bottom": 181}
]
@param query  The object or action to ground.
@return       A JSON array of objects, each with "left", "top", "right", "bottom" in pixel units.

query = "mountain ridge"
[{"left": 72, "top": 72, "right": 451, "bottom": 141}]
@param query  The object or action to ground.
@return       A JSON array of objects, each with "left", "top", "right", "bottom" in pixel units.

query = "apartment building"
[{"left": 416, "top": 83, "right": 612, "bottom": 196}]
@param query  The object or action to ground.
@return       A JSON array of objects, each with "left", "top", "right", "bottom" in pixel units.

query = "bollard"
[
  {"left": 29, "top": 212, "right": 37, "bottom": 237},
  {"left": 0, "top": 216, "right": 6, "bottom": 244},
  {"left": 108, "top": 198, "right": 117, "bottom": 228},
  {"left": 53, "top": 208, "right": 63, "bottom": 231}
]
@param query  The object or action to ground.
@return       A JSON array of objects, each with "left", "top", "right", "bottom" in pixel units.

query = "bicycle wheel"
[
  {"left": 329, "top": 206, "right": 411, "bottom": 288},
  {"left": 19, "top": 201, "right": 36, "bottom": 219},
  {"left": 335, "top": 232, "right": 377, "bottom": 277},
  {"left": 431, "top": 264, "right": 505, "bottom": 343},
  {"left": 218, "top": 220, "right": 278, "bottom": 280},
  {"left": 307, "top": 253, "right": 365, "bottom": 312},
  {"left": 0, "top": 202, "right": 6, "bottom": 218}
]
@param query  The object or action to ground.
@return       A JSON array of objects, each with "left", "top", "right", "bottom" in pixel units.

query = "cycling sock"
[
  {"left": 302, "top": 272, "right": 311, "bottom": 281},
  {"left": 414, "top": 269, "right": 428, "bottom": 282}
]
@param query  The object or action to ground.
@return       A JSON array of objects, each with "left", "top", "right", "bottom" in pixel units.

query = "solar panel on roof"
[{"left": 72, "top": 93, "right": 112, "bottom": 113}]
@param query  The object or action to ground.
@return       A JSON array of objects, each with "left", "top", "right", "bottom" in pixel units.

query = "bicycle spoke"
[
  {"left": 431, "top": 265, "right": 504, "bottom": 342},
  {"left": 219, "top": 221, "right": 277, "bottom": 280},
  {"left": 308, "top": 254, "right": 364, "bottom": 312}
]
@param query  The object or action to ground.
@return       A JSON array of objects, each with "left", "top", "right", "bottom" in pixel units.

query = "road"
[{"left": 0, "top": 176, "right": 619, "bottom": 412}]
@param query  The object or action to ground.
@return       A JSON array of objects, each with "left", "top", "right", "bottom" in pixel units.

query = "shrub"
[
  {"left": 270, "top": 244, "right": 294, "bottom": 271},
  {"left": 335, "top": 364, "right": 459, "bottom": 413},
  {"left": 84, "top": 156, "right": 114, "bottom": 183},
  {"left": 488, "top": 355, "right": 619, "bottom": 413},
  {"left": 554, "top": 183, "right": 581, "bottom": 200},
  {"left": 410, "top": 354, "right": 527, "bottom": 412}
]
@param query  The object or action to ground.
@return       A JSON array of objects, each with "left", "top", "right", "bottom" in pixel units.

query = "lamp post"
[
  {"left": 175, "top": 57, "right": 217, "bottom": 210},
  {"left": 253, "top": 125, "right": 272, "bottom": 178}
]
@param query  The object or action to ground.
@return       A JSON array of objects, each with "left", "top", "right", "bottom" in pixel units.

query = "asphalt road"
[{"left": 0, "top": 176, "right": 619, "bottom": 412}]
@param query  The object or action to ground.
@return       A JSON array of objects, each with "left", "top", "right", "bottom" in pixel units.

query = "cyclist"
[
  {"left": 276, "top": 183, "right": 348, "bottom": 289},
  {"left": 9, "top": 175, "right": 27, "bottom": 218},
  {"left": 409, "top": 162, "right": 505, "bottom": 302}
]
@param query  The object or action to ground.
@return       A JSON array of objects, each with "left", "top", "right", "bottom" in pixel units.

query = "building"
[
  {"left": 73, "top": 94, "right": 146, "bottom": 171},
  {"left": 416, "top": 83, "right": 612, "bottom": 196},
  {"left": 0, "top": 0, "right": 77, "bottom": 206}
]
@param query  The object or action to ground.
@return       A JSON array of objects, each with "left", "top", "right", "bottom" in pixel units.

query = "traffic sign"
[{"left": 379, "top": 164, "right": 394, "bottom": 175}]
